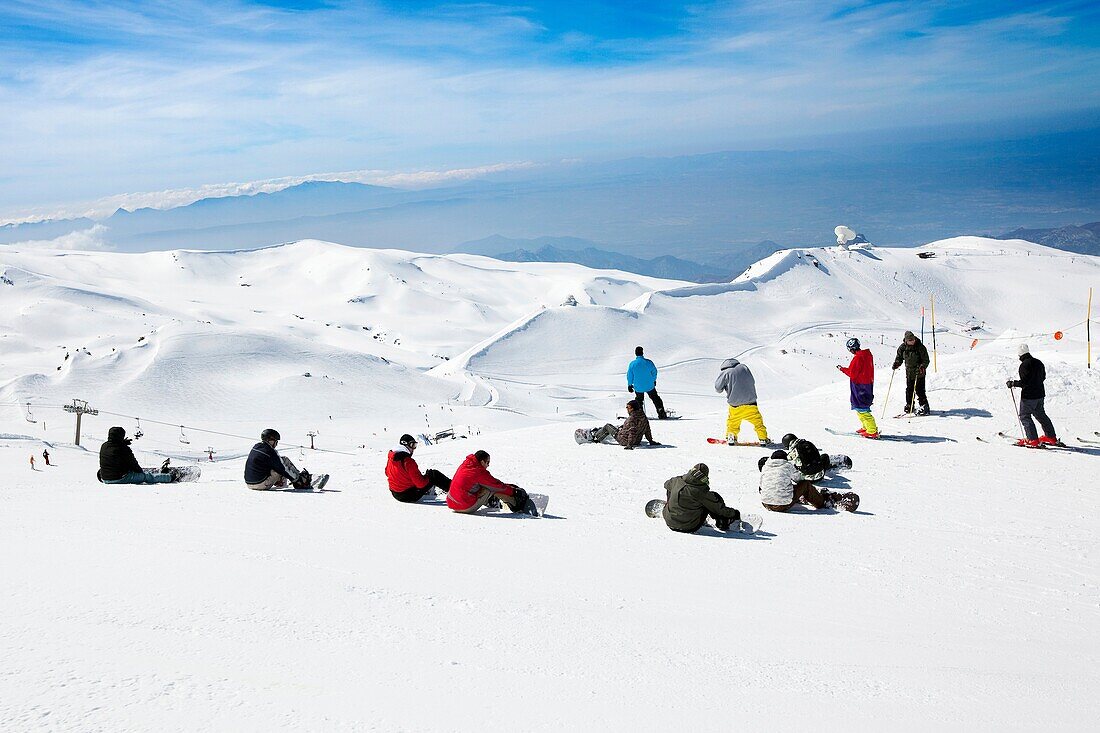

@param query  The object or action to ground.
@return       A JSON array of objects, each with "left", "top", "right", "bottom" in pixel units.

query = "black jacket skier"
[
  {"left": 1009, "top": 351, "right": 1046, "bottom": 399},
  {"left": 99, "top": 427, "right": 144, "bottom": 481}
]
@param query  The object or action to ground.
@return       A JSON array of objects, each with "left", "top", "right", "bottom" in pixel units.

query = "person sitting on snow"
[
  {"left": 758, "top": 450, "right": 859, "bottom": 512},
  {"left": 581, "top": 400, "right": 659, "bottom": 449},
  {"left": 99, "top": 426, "right": 178, "bottom": 484},
  {"left": 386, "top": 433, "right": 451, "bottom": 503},
  {"left": 447, "top": 450, "right": 535, "bottom": 515},
  {"left": 661, "top": 463, "right": 744, "bottom": 533},
  {"left": 244, "top": 428, "right": 313, "bottom": 490},
  {"left": 781, "top": 433, "right": 851, "bottom": 482},
  {"left": 715, "top": 357, "right": 770, "bottom": 445}
]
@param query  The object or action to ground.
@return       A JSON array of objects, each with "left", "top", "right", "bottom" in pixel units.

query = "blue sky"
[{"left": 2, "top": 0, "right": 1099, "bottom": 220}]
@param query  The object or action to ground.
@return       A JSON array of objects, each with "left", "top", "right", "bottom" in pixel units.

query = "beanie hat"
[
  {"left": 771, "top": 449, "right": 788, "bottom": 460},
  {"left": 635, "top": 346, "right": 644, "bottom": 356},
  {"left": 1018, "top": 343, "right": 1030, "bottom": 356},
  {"left": 904, "top": 331, "right": 916, "bottom": 340},
  {"left": 684, "top": 463, "right": 709, "bottom": 484}
]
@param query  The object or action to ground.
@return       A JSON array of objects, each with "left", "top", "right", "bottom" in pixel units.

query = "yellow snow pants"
[
  {"left": 856, "top": 410, "right": 879, "bottom": 435},
  {"left": 726, "top": 404, "right": 768, "bottom": 442}
]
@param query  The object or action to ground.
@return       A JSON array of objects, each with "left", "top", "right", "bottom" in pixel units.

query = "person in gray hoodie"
[{"left": 714, "top": 357, "right": 770, "bottom": 445}]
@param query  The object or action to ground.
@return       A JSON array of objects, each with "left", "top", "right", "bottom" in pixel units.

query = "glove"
[
  {"left": 627, "top": 385, "right": 634, "bottom": 393},
  {"left": 715, "top": 516, "right": 732, "bottom": 532},
  {"left": 892, "top": 364, "right": 900, "bottom": 371},
  {"left": 1005, "top": 379, "right": 1014, "bottom": 388}
]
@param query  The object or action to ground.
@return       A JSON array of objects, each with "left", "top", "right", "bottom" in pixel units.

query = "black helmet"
[
  {"left": 399, "top": 433, "right": 417, "bottom": 450},
  {"left": 261, "top": 428, "right": 281, "bottom": 442},
  {"left": 781, "top": 433, "right": 797, "bottom": 449},
  {"left": 846, "top": 337, "right": 860, "bottom": 351},
  {"left": 757, "top": 456, "right": 768, "bottom": 472}
]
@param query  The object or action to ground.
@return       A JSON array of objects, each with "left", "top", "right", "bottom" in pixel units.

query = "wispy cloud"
[{"left": 1, "top": 0, "right": 1098, "bottom": 217}]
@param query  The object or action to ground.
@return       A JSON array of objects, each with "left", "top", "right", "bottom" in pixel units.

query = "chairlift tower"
[{"left": 63, "top": 399, "right": 98, "bottom": 446}]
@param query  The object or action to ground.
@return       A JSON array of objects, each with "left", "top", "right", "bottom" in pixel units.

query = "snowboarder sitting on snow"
[
  {"left": 892, "top": 330, "right": 930, "bottom": 415},
  {"left": 386, "top": 433, "right": 451, "bottom": 502},
  {"left": 244, "top": 428, "right": 312, "bottom": 490},
  {"left": 781, "top": 433, "right": 851, "bottom": 482},
  {"left": 584, "top": 400, "right": 659, "bottom": 449},
  {"left": 98, "top": 426, "right": 178, "bottom": 484},
  {"left": 627, "top": 346, "right": 668, "bottom": 419},
  {"left": 837, "top": 338, "right": 879, "bottom": 438},
  {"left": 758, "top": 450, "right": 859, "bottom": 512},
  {"left": 715, "top": 357, "right": 769, "bottom": 445},
  {"left": 447, "top": 450, "right": 534, "bottom": 515},
  {"left": 661, "top": 463, "right": 743, "bottom": 533},
  {"left": 1006, "top": 343, "right": 1059, "bottom": 447}
]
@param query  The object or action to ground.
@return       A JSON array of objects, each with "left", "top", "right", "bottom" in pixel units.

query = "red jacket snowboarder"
[
  {"left": 385, "top": 434, "right": 451, "bottom": 503},
  {"left": 447, "top": 450, "right": 530, "bottom": 514}
]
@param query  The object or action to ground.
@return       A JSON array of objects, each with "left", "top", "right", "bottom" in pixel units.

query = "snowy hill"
[{"left": 2, "top": 236, "right": 1099, "bottom": 730}]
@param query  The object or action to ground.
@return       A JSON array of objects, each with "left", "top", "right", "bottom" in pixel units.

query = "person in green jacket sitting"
[{"left": 661, "top": 463, "right": 744, "bottom": 533}]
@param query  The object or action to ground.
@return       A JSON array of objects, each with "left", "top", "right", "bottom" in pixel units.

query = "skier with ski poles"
[
  {"left": 837, "top": 338, "right": 879, "bottom": 438},
  {"left": 1006, "top": 344, "right": 1059, "bottom": 447},
  {"left": 892, "top": 331, "right": 931, "bottom": 415}
]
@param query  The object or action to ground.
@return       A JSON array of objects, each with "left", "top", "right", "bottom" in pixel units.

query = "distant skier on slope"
[
  {"left": 892, "top": 331, "right": 931, "bottom": 414},
  {"left": 42, "top": 448, "right": 51, "bottom": 466},
  {"left": 837, "top": 338, "right": 879, "bottom": 438},
  {"left": 1006, "top": 344, "right": 1059, "bottom": 447},
  {"left": 715, "top": 357, "right": 770, "bottom": 445},
  {"left": 780, "top": 433, "right": 851, "bottom": 482},
  {"left": 386, "top": 433, "right": 451, "bottom": 502},
  {"left": 576, "top": 400, "right": 659, "bottom": 449},
  {"left": 626, "top": 346, "right": 668, "bottom": 420},
  {"left": 758, "top": 450, "right": 859, "bottom": 512},
  {"left": 98, "top": 426, "right": 177, "bottom": 484},
  {"left": 659, "top": 463, "right": 745, "bottom": 533},
  {"left": 447, "top": 450, "right": 535, "bottom": 515},
  {"left": 244, "top": 428, "right": 318, "bottom": 490}
]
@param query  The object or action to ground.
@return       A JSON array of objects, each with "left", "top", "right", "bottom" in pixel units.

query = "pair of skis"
[{"left": 977, "top": 432, "right": 1087, "bottom": 452}]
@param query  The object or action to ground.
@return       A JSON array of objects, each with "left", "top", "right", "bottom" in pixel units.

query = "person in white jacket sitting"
[{"left": 757, "top": 450, "right": 859, "bottom": 513}]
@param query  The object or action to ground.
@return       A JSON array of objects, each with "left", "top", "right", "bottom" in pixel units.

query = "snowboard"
[
  {"left": 644, "top": 500, "right": 762, "bottom": 535},
  {"left": 707, "top": 437, "right": 766, "bottom": 447},
  {"left": 575, "top": 427, "right": 594, "bottom": 444},
  {"left": 312, "top": 473, "right": 331, "bottom": 490},
  {"left": 528, "top": 493, "right": 550, "bottom": 517},
  {"left": 147, "top": 464, "right": 201, "bottom": 482}
]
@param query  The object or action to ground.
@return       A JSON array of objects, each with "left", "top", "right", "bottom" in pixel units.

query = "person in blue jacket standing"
[{"left": 627, "top": 346, "right": 668, "bottom": 419}]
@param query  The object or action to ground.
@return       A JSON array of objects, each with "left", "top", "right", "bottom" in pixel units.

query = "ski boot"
[
  {"left": 485, "top": 494, "right": 503, "bottom": 511},
  {"left": 1015, "top": 438, "right": 1041, "bottom": 448},
  {"left": 1037, "top": 436, "right": 1061, "bottom": 447},
  {"left": 726, "top": 433, "right": 738, "bottom": 446}
]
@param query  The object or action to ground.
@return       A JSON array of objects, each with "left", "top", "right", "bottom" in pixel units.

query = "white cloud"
[{"left": 8, "top": 225, "right": 113, "bottom": 251}]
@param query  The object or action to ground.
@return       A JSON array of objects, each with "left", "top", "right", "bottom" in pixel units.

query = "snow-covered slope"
[{"left": 2, "top": 236, "right": 1099, "bottom": 730}]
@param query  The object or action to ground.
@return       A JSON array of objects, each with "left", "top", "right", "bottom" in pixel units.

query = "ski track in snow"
[{"left": 2, "top": 236, "right": 1099, "bottom": 730}]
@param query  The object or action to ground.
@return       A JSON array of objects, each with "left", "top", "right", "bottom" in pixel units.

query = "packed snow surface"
[{"left": 2, "top": 237, "right": 1099, "bottom": 730}]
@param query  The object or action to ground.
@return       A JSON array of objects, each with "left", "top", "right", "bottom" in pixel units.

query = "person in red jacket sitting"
[
  {"left": 836, "top": 337, "right": 879, "bottom": 438},
  {"left": 385, "top": 434, "right": 452, "bottom": 503},
  {"left": 447, "top": 450, "right": 533, "bottom": 515}
]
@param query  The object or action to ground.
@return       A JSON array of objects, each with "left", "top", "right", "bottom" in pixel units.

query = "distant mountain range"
[
  {"left": 2, "top": 128, "right": 1098, "bottom": 260},
  {"left": 453, "top": 236, "right": 739, "bottom": 282},
  {"left": 999, "top": 222, "right": 1100, "bottom": 256}
]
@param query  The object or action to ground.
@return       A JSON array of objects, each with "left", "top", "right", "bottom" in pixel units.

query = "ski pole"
[
  {"left": 1008, "top": 385, "right": 1027, "bottom": 438},
  {"left": 880, "top": 368, "right": 895, "bottom": 421}
]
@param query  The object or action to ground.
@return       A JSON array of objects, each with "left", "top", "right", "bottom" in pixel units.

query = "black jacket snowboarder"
[{"left": 99, "top": 427, "right": 143, "bottom": 481}]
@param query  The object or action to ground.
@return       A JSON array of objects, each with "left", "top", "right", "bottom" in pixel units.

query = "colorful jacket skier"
[{"left": 837, "top": 338, "right": 879, "bottom": 437}]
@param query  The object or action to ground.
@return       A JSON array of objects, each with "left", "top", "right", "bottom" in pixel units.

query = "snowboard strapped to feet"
[
  {"left": 706, "top": 437, "right": 769, "bottom": 447},
  {"left": 644, "top": 500, "right": 762, "bottom": 535}
]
